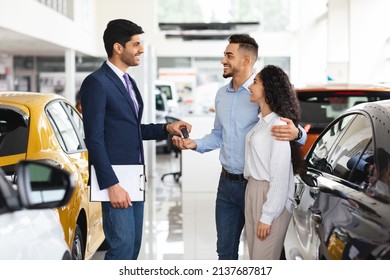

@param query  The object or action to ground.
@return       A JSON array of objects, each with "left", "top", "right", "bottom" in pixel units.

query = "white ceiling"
[
  {"left": 0, "top": 21, "right": 260, "bottom": 57},
  {"left": 0, "top": 26, "right": 67, "bottom": 56}
]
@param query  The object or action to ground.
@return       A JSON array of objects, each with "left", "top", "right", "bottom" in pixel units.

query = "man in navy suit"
[{"left": 80, "top": 19, "right": 191, "bottom": 260}]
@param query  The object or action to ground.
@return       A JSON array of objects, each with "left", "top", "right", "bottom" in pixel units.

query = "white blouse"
[{"left": 244, "top": 112, "right": 295, "bottom": 224}]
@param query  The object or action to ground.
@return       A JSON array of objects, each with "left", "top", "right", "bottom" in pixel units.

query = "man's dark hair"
[
  {"left": 103, "top": 19, "right": 144, "bottom": 57},
  {"left": 228, "top": 34, "right": 259, "bottom": 61}
]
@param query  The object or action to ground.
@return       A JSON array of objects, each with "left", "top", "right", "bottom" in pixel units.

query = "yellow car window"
[{"left": 46, "top": 102, "right": 82, "bottom": 152}]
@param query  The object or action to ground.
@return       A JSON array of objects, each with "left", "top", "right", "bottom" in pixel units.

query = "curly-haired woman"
[{"left": 244, "top": 65, "right": 302, "bottom": 259}]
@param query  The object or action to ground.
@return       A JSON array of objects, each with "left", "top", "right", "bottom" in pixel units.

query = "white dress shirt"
[{"left": 244, "top": 112, "right": 295, "bottom": 225}]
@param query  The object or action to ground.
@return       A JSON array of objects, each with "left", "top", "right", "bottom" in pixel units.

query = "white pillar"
[
  {"left": 144, "top": 44, "right": 158, "bottom": 179},
  {"left": 65, "top": 49, "right": 76, "bottom": 103},
  {"left": 129, "top": 43, "right": 157, "bottom": 178},
  {"left": 327, "top": 0, "right": 350, "bottom": 82}
]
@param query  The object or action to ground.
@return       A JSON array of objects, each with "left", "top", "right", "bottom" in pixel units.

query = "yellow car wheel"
[{"left": 71, "top": 224, "right": 84, "bottom": 260}]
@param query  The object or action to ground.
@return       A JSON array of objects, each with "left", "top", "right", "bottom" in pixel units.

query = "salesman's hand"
[
  {"left": 171, "top": 136, "right": 197, "bottom": 150},
  {"left": 166, "top": 121, "right": 192, "bottom": 137},
  {"left": 108, "top": 183, "right": 132, "bottom": 208},
  {"left": 270, "top": 117, "right": 299, "bottom": 141}
]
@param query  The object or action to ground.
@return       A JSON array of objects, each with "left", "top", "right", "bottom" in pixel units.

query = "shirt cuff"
[
  {"left": 260, "top": 214, "right": 273, "bottom": 225},
  {"left": 162, "top": 123, "right": 170, "bottom": 135}
]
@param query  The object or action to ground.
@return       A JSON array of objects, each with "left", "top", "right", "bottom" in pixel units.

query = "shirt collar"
[
  {"left": 226, "top": 73, "right": 256, "bottom": 93},
  {"left": 106, "top": 60, "right": 127, "bottom": 82},
  {"left": 258, "top": 111, "right": 278, "bottom": 123}
]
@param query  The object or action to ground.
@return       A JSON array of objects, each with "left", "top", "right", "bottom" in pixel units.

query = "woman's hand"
[{"left": 257, "top": 221, "right": 271, "bottom": 240}]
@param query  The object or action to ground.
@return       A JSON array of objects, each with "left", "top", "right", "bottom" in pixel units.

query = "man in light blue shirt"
[
  {"left": 173, "top": 34, "right": 306, "bottom": 260},
  {"left": 195, "top": 74, "right": 259, "bottom": 175}
]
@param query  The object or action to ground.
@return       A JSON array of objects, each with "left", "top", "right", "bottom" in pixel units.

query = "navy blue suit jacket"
[{"left": 80, "top": 62, "right": 167, "bottom": 190}]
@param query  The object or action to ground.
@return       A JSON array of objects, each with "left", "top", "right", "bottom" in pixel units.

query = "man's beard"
[{"left": 222, "top": 72, "right": 233, "bottom": 79}]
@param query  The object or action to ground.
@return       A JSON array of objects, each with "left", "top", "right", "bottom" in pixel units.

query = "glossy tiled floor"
[{"left": 92, "top": 152, "right": 248, "bottom": 260}]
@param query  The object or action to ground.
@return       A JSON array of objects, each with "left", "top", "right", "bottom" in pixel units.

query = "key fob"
[{"left": 180, "top": 127, "right": 189, "bottom": 138}]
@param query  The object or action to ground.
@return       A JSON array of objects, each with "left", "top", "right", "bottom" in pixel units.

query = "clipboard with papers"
[{"left": 90, "top": 165, "right": 145, "bottom": 202}]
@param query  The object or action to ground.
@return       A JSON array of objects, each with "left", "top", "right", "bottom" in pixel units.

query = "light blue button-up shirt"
[
  {"left": 194, "top": 74, "right": 306, "bottom": 175},
  {"left": 195, "top": 74, "right": 259, "bottom": 174}
]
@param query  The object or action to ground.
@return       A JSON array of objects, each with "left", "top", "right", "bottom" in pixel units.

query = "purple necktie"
[
  {"left": 124, "top": 73, "right": 142, "bottom": 163},
  {"left": 123, "top": 74, "right": 139, "bottom": 112}
]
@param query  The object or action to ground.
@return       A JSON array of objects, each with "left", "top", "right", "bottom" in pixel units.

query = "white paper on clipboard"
[{"left": 90, "top": 165, "right": 145, "bottom": 202}]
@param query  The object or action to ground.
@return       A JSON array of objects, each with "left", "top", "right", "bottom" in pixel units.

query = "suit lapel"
[{"left": 103, "top": 63, "right": 140, "bottom": 119}]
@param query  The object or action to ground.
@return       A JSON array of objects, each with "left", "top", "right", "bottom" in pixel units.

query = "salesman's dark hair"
[{"left": 103, "top": 19, "right": 144, "bottom": 57}]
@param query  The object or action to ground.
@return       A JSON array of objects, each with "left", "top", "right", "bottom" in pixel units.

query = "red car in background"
[{"left": 296, "top": 83, "right": 390, "bottom": 156}]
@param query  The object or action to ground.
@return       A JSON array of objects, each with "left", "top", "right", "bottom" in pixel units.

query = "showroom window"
[
  {"left": 35, "top": 0, "right": 73, "bottom": 19},
  {"left": 156, "top": 0, "right": 292, "bottom": 109},
  {"left": 157, "top": 0, "right": 291, "bottom": 32}
]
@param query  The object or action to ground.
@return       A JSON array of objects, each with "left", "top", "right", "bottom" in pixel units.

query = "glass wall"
[
  {"left": 13, "top": 55, "right": 104, "bottom": 93},
  {"left": 158, "top": 0, "right": 291, "bottom": 32},
  {"left": 156, "top": 0, "right": 292, "bottom": 116},
  {"left": 35, "top": 0, "right": 74, "bottom": 19}
]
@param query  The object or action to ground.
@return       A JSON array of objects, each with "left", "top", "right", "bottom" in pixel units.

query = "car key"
[{"left": 180, "top": 127, "right": 189, "bottom": 138}]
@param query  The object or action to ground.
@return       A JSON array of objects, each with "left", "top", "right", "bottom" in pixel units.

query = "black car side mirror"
[
  {"left": 300, "top": 170, "right": 320, "bottom": 200},
  {"left": 16, "top": 160, "right": 75, "bottom": 209},
  {"left": 301, "top": 172, "right": 318, "bottom": 188}
]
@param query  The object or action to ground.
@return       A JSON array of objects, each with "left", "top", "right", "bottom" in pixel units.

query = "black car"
[{"left": 285, "top": 99, "right": 390, "bottom": 260}]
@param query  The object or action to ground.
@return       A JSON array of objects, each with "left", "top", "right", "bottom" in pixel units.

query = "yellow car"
[{"left": 0, "top": 92, "right": 104, "bottom": 260}]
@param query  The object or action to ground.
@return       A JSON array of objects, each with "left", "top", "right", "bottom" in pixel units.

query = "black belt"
[{"left": 221, "top": 167, "right": 246, "bottom": 182}]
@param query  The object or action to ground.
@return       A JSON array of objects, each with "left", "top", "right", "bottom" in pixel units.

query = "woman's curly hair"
[{"left": 258, "top": 65, "right": 302, "bottom": 174}]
